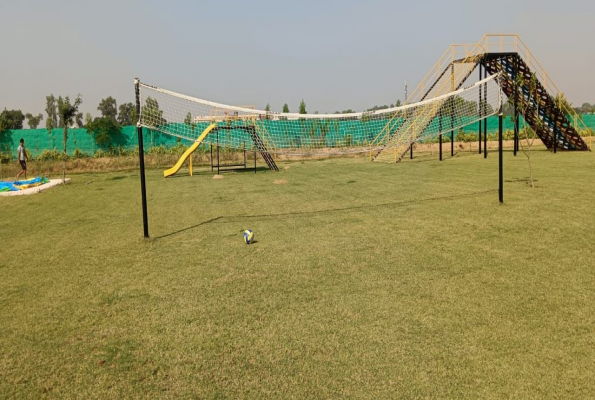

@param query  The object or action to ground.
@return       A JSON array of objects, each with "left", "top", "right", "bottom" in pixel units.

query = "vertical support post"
[
  {"left": 410, "top": 143, "right": 413, "bottom": 159},
  {"left": 451, "top": 131, "right": 454, "bottom": 157},
  {"left": 134, "top": 78, "right": 149, "bottom": 238},
  {"left": 439, "top": 104, "right": 443, "bottom": 161},
  {"left": 254, "top": 150, "right": 257, "bottom": 174},
  {"left": 553, "top": 127, "right": 557, "bottom": 154},
  {"left": 479, "top": 63, "right": 482, "bottom": 154},
  {"left": 210, "top": 144, "right": 213, "bottom": 171},
  {"left": 484, "top": 63, "right": 488, "bottom": 159},
  {"left": 217, "top": 129, "right": 220, "bottom": 175},
  {"left": 450, "top": 63, "right": 454, "bottom": 158},
  {"left": 189, "top": 155, "right": 193, "bottom": 176},
  {"left": 513, "top": 57, "right": 518, "bottom": 156},
  {"left": 499, "top": 110, "right": 503, "bottom": 203}
]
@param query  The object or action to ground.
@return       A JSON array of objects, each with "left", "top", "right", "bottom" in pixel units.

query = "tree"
[
  {"left": 283, "top": 103, "right": 289, "bottom": 113},
  {"left": 142, "top": 97, "right": 167, "bottom": 146},
  {"left": 0, "top": 109, "right": 25, "bottom": 129},
  {"left": 579, "top": 102, "right": 593, "bottom": 114},
  {"left": 183, "top": 112, "right": 196, "bottom": 142},
  {"left": 85, "top": 113, "right": 93, "bottom": 127},
  {"left": 117, "top": 102, "right": 136, "bottom": 126},
  {"left": 45, "top": 95, "right": 57, "bottom": 132},
  {"left": 396, "top": 100, "right": 402, "bottom": 108},
  {"left": 142, "top": 97, "right": 166, "bottom": 127},
  {"left": 57, "top": 95, "right": 83, "bottom": 155},
  {"left": 86, "top": 117, "right": 122, "bottom": 147},
  {"left": 299, "top": 99, "right": 307, "bottom": 114},
  {"left": 0, "top": 111, "right": 9, "bottom": 133},
  {"left": 25, "top": 113, "right": 44, "bottom": 129},
  {"left": 98, "top": 96, "right": 118, "bottom": 120},
  {"left": 265, "top": 103, "right": 271, "bottom": 112}
]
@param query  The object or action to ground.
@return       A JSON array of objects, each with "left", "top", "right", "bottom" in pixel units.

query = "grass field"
[{"left": 1, "top": 148, "right": 594, "bottom": 398}]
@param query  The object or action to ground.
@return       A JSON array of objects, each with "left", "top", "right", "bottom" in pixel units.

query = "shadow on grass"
[
  {"left": 154, "top": 189, "right": 497, "bottom": 240},
  {"left": 165, "top": 166, "right": 271, "bottom": 178}
]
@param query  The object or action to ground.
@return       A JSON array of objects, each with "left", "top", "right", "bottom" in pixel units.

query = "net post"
[
  {"left": 484, "top": 64, "right": 488, "bottom": 159},
  {"left": 552, "top": 105, "right": 560, "bottom": 154},
  {"left": 410, "top": 143, "right": 413, "bottom": 159},
  {"left": 134, "top": 78, "right": 149, "bottom": 238},
  {"left": 513, "top": 56, "right": 518, "bottom": 156},
  {"left": 439, "top": 134, "right": 443, "bottom": 161},
  {"left": 479, "top": 63, "right": 482, "bottom": 154},
  {"left": 499, "top": 102, "right": 504, "bottom": 204}
]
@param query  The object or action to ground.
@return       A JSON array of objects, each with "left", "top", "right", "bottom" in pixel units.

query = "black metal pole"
[
  {"left": 439, "top": 135, "right": 443, "bottom": 161},
  {"left": 254, "top": 150, "right": 257, "bottom": 174},
  {"left": 450, "top": 65, "right": 455, "bottom": 160},
  {"left": 134, "top": 78, "right": 149, "bottom": 238},
  {"left": 479, "top": 64, "right": 482, "bottom": 154},
  {"left": 210, "top": 144, "right": 213, "bottom": 171},
  {"left": 499, "top": 111, "right": 503, "bottom": 203},
  {"left": 451, "top": 131, "right": 454, "bottom": 157},
  {"left": 217, "top": 130, "right": 220, "bottom": 175},
  {"left": 484, "top": 64, "right": 488, "bottom": 159},
  {"left": 553, "top": 108, "right": 558, "bottom": 154},
  {"left": 513, "top": 57, "right": 518, "bottom": 156},
  {"left": 410, "top": 143, "right": 413, "bottom": 159}
]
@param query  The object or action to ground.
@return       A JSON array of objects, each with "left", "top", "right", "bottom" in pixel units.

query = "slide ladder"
[
  {"left": 482, "top": 53, "right": 588, "bottom": 151},
  {"left": 248, "top": 126, "right": 278, "bottom": 171}
]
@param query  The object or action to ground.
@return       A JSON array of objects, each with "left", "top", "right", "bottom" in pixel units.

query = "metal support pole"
[
  {"left": 410, "top": 143, "right": 413, "bottom": 159},
  {"left": 513, "top": 57, "right": 518, "bottom": 156},
  {"left": 217, "top": 130, "right": 220, "bottom": 175},
  {"left": 210, "top": 144, "right": 213, "bottom": 171},
  {"left": 439, "top": 135, "right": 443, "bottom": 161},
  {"left": 134, "top": 78, "right": 149, "bottom": 238},
  {"left": 499, "top": 111, "right": 503, "bottom": 203},
  {"left": 451, "top": 131, "right": 454, "bottom": 157},
  {"left": 479, "top": 64, "right": 482, "bottom": 154},
  {"left": 450, "top": 65, "right": 454, "bottom": 158},
  {"left": 484, "top": 64, "right": 488, "bottom": 159}
]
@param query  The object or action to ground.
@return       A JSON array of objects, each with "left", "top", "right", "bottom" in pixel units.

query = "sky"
[{"left": 1, "top": 0, "right": 593, "bottom": 119}]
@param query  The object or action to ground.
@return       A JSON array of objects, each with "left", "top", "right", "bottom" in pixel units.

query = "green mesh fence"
[{"left": 1, "top": 114, "right": 593, "bottom": 158}]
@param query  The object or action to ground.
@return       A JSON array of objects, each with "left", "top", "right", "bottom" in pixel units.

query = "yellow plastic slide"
[{"left": 163, "top": 123, "right": 216, "bottom": 178}]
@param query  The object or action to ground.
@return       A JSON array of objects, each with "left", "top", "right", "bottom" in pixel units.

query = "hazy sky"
[{"left": 1, "top": 0, "right": 593, "bottom": 118}]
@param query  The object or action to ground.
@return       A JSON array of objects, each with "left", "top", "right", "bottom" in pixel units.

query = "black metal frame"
[{"left": 210, "top": 127, "right": 257, "bottom": 174}]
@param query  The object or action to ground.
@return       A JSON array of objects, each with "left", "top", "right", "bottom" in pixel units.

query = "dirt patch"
[
  {"left": 284, "top": 166, "right": 290, "bottom": 170},
  {"left": 213, "top": 175, "right": 224, "bottom": 180},
  {"left": 273, "top": 179, "right": 288, "bottom": 185}
]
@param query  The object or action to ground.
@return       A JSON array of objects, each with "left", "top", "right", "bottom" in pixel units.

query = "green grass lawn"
[{"left": 1, "top": 149, "right": 594, "bottom": 398}]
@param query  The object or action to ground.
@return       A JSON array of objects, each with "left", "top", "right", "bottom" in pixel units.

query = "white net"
[{"left": 138, "top": 72, "right": 501, "bottom": 163}]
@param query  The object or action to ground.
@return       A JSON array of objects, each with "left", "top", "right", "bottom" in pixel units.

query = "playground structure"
[{"left": 134, "top": 34, "right": 592, "bottom": 237}]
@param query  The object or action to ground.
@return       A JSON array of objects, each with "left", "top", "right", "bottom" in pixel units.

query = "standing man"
[{"left": 16, "top": 138, "right": 28, "bottom": 180}]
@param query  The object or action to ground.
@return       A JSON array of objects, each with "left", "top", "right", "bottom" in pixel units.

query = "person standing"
[{"left": 16, "top": 138, "right": 28, "bottom": 180}]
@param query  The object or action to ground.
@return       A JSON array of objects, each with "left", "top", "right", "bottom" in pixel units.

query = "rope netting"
[{"left": 138, "top": 73, "right": 501, "bottom": 162}]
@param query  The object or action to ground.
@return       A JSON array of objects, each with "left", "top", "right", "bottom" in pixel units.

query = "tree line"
[
  {"left": 0, "top": 95, "right": 139, "bottom": 155},
  {"left": 0, "top": 95, "right": 136, "bottom": 131}
]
